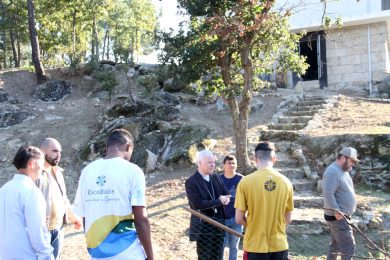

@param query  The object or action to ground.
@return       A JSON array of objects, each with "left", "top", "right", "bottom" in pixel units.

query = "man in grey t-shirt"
[{"left": 322, "top": 147, "right": 360, "bottom": 260}]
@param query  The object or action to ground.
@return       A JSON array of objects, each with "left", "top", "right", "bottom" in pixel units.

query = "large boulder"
[
  {"left": 0, "top": 108, "right": 31, "bottom": 127},
  {"left": 77, "top": 117, "right": 159, "bottom": 161},
  {"left": 34, "top": 80, "right": 71, "bottom": 101},
  {"left": 376, "top": 75, "right": 390, "bottom": 94},
  {"left": 0, "top": 90, "right": 9, "bottom": 102},
  {"left": 78, "top": 90, "right": 210, "bottom": 171},
  {"left": 107, "top": 91, "right": 181, "bottom": 122}
]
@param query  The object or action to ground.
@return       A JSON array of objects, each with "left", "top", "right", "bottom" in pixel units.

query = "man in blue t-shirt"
[{"left": 221, "top": 155, "right": 243, "bottom": 260}]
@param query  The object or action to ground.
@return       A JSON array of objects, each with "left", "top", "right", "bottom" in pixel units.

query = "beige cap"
[{"left": 339, "top": 147, "right": 360, "bottom": 162}]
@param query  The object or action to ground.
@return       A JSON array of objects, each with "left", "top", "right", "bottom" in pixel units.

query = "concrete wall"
[
  {"left": 276, "top": 0, "right": 385, "bottom": 30},
  {"left": 325, "top": 22, "right": 390, "bottom": 93}
]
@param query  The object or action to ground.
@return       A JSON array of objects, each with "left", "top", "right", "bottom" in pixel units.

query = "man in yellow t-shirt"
[{"left": 235, "top": 141, "right": 294, "bottom": 260}]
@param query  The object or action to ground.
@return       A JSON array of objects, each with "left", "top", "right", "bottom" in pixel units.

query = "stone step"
[
  {"left": 274, "top": 159, "right": 299, "bottom": 168},
  {"left": 294, "top": 100, "right": 326, "bottom": 106},
  {"left": 285, "top": 110, "right": 316, "bottom": 116},
  {"left": 291, "top": 179, "right": 317, "bottom": 191},
  {"left": 302, "top": 95, "right": 328, "bottom": 101},
  {"left": 277, "top": 116, "right": 312, "bottom": 124},
  {"left": 290, "top": 104, "right": 324, "bottom": 112},
  {"left": 259, "top": 130, "right": 300, "bottom": 141},
  {"left": 268, "top": 123, "right": 307, "bottom": 131},
  {"left": 277, "top": 167, "right": 306, "bottom": 179},
  {"left": 294, "top": 192, "right": 323, "bottom": 208}
]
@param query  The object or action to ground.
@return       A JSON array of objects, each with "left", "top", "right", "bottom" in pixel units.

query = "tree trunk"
[
  {"left": 106, "top": 29, "right": 110, "bottom": 60},
  {"left": 15, "top": 26, "right": 21, "bottom": 67},
  {"left": 9, "top": 28, "right": 18, "bottom": 67},
  {"left": 2, "top": 28, "right": 6, "bottom": 69},
  {"left": 218, "top": 38, "right": 252, "bottom": 174},
  {"left": 72, "top": 8, "right": 77, "bottom": 56},
  {"left": 14, "top": 0, "right": 21, "bottom": 67},
  {"left": 27, "top": 0, "right": 47, "bottom": 84},
  {"left": 93, "top": 15, "right": 99, "bottom": 60},
  {"left": 236, "top": 44, "right": 254, "bottom": 174},
  {"left": 102, "top": 25, "right": 108, "bottom": 59}
]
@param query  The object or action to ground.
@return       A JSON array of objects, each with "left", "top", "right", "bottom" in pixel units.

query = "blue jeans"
[
  {"left": 50, "top": 228, "right": 64, "bottom": 259},
  {"left": 326, "top": 219, "right": 355, "bottom": 260},
  {"left": 223, "top": 217, "right": 243, "bottom": 260}
]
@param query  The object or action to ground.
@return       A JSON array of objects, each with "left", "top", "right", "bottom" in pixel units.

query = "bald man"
[{"left": 37, "top": 138, "right": 81, "bottom": 260}]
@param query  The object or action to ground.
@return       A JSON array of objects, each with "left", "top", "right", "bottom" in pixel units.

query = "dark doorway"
[
  {"left": 293, "top": 31, "right": 328, "bottom": 88},
  {"left": 300, "top": 36, "right": 318, "bottom": 81}
]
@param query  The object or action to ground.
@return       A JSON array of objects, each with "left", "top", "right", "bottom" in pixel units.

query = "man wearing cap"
[
  {"left": 323, "top": 147, "right": 360, "bottom": 260},
  {"left": 235, "top": 141, "right": 294, "bottom": 259}
]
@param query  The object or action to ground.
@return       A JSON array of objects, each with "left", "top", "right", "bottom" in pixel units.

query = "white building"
[{"left": 279, "top": 0, "right": 390, "bottom": 94}]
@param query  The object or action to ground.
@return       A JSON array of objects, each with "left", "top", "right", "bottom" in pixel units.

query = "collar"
[{"left": 198, "top": 172, "right": 210, "bottom": 182}]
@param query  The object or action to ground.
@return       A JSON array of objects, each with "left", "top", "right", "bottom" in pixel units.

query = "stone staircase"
[
  {"left": 268, "top": 95, "right": 327, "bottom": 131},
  {"left": 255, "top": 93, "right": 331, "bottom": 253}
]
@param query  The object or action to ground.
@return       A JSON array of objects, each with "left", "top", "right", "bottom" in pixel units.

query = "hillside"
[{"left": 0, "top": 69, "right": 389, "bottom": 259}]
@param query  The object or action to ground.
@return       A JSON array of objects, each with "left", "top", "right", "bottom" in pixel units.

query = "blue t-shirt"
[{"left": 221, "top": 174, "right": 243, "bottom": 218}]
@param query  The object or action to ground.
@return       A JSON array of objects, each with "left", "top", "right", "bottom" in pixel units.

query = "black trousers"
[
  {"left": 196, "top": 222, "right": 224, "bottom": 260},
  {"left": 245, "top": 250, "right": 289, "bottom": 260}
]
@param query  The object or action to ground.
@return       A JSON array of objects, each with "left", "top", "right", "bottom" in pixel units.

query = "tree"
[
  {"left": 160, "top": 0, "right": 308, "bottom": 173},
  {"left": 27, "top": 0, "right": 47, "bottom": 83}
]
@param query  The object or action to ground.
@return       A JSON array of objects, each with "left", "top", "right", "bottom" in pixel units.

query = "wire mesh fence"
[{"left": 152, "top": 206, "right": 389, "bottom": 259}]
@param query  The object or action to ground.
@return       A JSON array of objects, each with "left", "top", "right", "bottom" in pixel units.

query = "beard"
[
  {"left": 45, "top": 154, "right": 60, "bottom": 166},
  {"left": 342, "top": 160, "right": 352, "bottom": 171}
]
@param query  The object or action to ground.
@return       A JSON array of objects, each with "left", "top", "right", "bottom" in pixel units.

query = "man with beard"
[
  {"left": 37, "top": 138, "right": 82, "bottom": 259},
  {"left": 323, "top": 147, "right": 360, "bottom": 260}
]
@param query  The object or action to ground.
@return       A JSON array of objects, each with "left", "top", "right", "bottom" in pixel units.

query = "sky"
[
  {"left": 152, "top": 0, "right": 183, "bottom": 32},
  {"left": 138, "top": 0, "right": 183, "bottom": 63}
]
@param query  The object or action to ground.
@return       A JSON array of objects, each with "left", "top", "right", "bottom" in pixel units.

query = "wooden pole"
[{"left": 183, "top": 206, "right": 244, "bottom": 238}]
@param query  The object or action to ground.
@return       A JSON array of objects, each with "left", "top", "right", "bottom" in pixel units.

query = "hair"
[
  {"left": 196, "top": 150, "right": 214, "bottom": 164},
  {"left": 12, "top": 145, "right": 42, "bottom": 170},
  {"left": 106, "top": 128, "right": 134, "bottom": 149},
  {"left": 254, "top": 141, "right": 276, "bottom": 162},
  {"left": 223, "top": 155, "right": 236, "bottom": 164},
  {"left": 337, "top": 153, "right": 344, "bottom": 160}
]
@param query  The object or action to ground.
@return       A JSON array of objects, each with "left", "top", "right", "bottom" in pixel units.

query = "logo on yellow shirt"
[{"left": 264, "top": 180, "right": 276, "bottom": 191}]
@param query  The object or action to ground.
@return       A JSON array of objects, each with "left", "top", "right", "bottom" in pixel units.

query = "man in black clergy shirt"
[{"left": 185, "top": 150, "right": 230, "bottom": 260}]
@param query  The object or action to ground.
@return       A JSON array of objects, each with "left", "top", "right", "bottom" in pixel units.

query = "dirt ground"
[{"left": 0, "top": 69, "right": 389, "bottom": 259}]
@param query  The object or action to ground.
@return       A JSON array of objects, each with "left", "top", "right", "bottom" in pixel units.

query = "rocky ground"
[{"left": 0, "top": 69, "right": 389, "bottom": 259}]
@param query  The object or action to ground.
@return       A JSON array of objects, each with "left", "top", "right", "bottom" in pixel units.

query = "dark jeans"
[
  {"left": 196, "top": 221, "right": 224, "bottom": 260},
  {"left": 50, "top": 227, "right": 64, "bottom": 259},
  {"left": 326, "top": 219, "right": 355, "bottom": 260},
  {"left": 244, "top": 250, "right": 289, "bottom": 260}
]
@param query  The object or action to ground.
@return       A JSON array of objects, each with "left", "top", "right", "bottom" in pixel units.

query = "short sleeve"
[
  {"left": 234, "top": 180, "right": 247, "bottom": 212},
  {"left": 286, "top": 182, "right": 294, "bottom": 212},
  {"left": 129, "top": 167, "right": 146, "bottom": 207},
  {"left": 73, "top": 171, "right": 85, "bottom": 217}
]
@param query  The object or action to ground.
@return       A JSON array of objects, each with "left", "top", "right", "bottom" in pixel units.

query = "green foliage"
[
  {"left": 137, "top": 74, "right": 158, "bottom": 95},
  {"left": 84, "top": 57, "right": 100, "bottom": 75},
  {"left": 160, "top": 0, "right": 309, "bottom": 171},
  {"left": 0, "top": 0, "right": 158, "bottom": 69},
  {"left": 93, "top": 68, "right": 118, "bottom": 105},
  {"left": 94, "top": 70, "right": 118, "bottom": 92}
]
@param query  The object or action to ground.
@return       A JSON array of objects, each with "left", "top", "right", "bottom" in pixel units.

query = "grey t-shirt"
[{"left": 323, "top": 162, "right": 356, "bottom": 216}]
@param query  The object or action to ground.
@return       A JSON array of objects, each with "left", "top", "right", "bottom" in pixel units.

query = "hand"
[
  {"left": 219, "top": 195, "right": 230, "bottom": 205},
  {"left": 73, "top": 217, "right": 83, "bottom": 230},
  {"left": 335, "top": 212, "right": 344, "bottom": 221}
]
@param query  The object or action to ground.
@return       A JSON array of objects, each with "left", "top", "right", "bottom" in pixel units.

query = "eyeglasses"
[{"left": 345, "top": 156, "right": 356, "bottom": 165}]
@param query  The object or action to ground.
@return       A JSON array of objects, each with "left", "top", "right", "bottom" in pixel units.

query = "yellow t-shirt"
[{"left": 234, "top": 168, "right": 294, "bottom": 253}]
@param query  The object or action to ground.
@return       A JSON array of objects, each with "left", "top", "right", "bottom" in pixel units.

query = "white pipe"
[{"left": 368, "top": 24, "right": 372, "bottom": 95}]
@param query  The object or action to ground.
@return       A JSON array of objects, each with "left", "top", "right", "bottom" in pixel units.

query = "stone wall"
[
  {"left": 326, "top": 22, "right": 390, "bottom": 93},
  {"left": 301, "top": 134, "right": 390, "bottom": 192}
]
